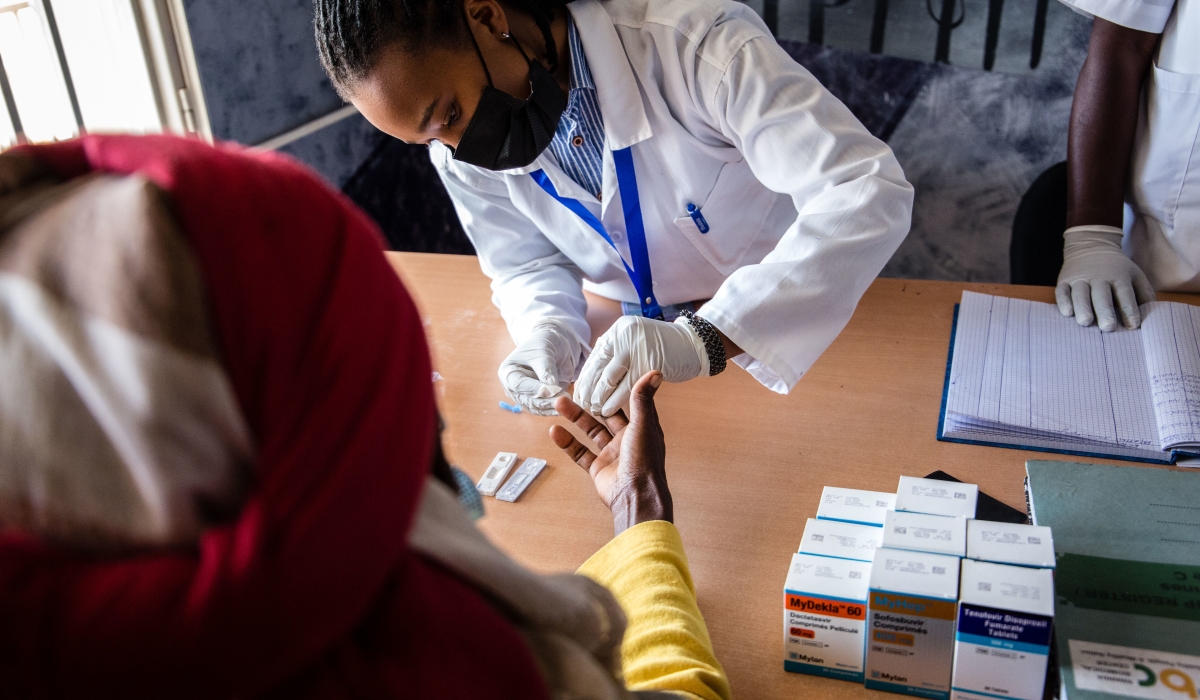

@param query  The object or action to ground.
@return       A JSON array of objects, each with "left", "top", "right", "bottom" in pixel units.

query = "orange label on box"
[
  {"left": 785, "top": 594, "right": 867, "bottom": 620},
  {"left": 873, "top": 629, "right": 916, "bottom": 646},
  {"left": 789, "top": 626, "right": 816, "bottom": 639}
]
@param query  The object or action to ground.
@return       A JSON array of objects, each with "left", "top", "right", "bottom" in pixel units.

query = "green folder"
[{"left": 1025, "top": 460, "right": 1200, "bottom": 700}]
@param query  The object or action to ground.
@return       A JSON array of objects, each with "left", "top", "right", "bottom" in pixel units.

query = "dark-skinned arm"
[
  {"left": 550, "top": 373, "right": 731, "bottom": 700},
  {"left": 1055, "top": 17, "right": 1161, "bottom": 331},
  {"left": 1066, "top": 18, "right": 1160, "bottom": 229}
]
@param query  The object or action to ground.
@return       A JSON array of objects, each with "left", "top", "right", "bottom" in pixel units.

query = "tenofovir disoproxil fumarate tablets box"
[
  {"left": 799, "top": 518, "right": 883, "bottom": 562},
  {"left": 816, "top": 486, "right": 896, "bottom": 527},
  {"left": 783, "top": 553, "right": 872, "bottom": 682},
  {"left": 866, "top": 547, "right": 961, "bottom": 700},
  {"left": 951, "top": 559, "right": 1054, "bottom": 700},
  {"left": 965, "top": 520, "right": 1055, "bottom": 568}
]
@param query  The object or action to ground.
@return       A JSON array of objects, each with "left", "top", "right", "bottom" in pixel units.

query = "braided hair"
[{"left": 314, "top": 0, "right": 568, "bottom": 96}]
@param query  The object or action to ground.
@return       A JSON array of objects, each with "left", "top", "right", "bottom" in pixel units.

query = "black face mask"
[{"left": 452, "top": 32, "right": 566, "bottom": 171}]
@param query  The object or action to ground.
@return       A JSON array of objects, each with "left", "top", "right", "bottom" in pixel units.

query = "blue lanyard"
[{"left": 530, "top": 147, "right": 662, "bottom": 319}]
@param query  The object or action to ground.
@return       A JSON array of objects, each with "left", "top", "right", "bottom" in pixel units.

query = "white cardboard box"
[
  {"left": 816, "top": 486, "right": 896, "bottom": 527},
  {"left": 882, "top": 510, "right": 967, "bottom": 557},
  {"left": 965, "top": 520, "right": 1055, "bottom": 568},
  {"left": 799, "top": 518, "right": 883, "bottom": 562},
  {"left": 896, "top": 476, "right": 979, "bottom": 518},
  {"left": 951, "top": 560, "right": 1055, "bottom": 700},
  {"left": 783, "top": 553, "right": 872, "bottom": 682},
  {"left": 866, "top": 548, "right": 961, "bottom": 700}
]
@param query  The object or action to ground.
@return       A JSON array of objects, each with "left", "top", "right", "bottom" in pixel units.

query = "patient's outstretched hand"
[{"left": 550, "top": 371, "right": 672, "bottom": 535}]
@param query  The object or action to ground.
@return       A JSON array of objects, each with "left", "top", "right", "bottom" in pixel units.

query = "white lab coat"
[
  {"left": 431, "top": 0, "right": 913, "bottom": 392},
  {"left": 1061, "top": 0, "right": 1200, "bottom": 292}
]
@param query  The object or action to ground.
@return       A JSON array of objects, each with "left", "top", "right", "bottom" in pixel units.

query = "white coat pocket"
[
  {"left": 673, "top": 161, "right": 776, "bottom": 275},
  {"left": 1130, "top": 65, "right": 1200, "bottom": 231}
]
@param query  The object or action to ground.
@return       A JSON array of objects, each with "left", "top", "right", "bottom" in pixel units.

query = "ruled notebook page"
[
  {"left": 1139, "top": 302, "right": 1200, "bottom": 450},
  {"left": 946, "top": 291, "right": 1161, "bottom": 457}
]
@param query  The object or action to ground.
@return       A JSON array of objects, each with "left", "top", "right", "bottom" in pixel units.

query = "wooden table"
[{"left": 386, "top": 252, "right": 1188, "bottom": 699}]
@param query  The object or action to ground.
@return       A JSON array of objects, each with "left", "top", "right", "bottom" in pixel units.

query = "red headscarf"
[{"left": 0, "top": 135, "right": 550, "bottom": 699}]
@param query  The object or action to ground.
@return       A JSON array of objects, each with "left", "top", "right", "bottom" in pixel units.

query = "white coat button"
[{"left": 612, "top": 230, "right": 624, "bottom": 241}]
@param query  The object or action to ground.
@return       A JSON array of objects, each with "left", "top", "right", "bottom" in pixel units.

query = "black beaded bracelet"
[{"left": 679, "top": 310, "right": 727, "bottom": 376}]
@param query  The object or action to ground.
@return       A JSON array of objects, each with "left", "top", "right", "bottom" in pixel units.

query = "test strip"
[
  {"left": 476, "top": 452, "right": 518, "bottom": 497},
  {"left": 496, "top": 458, "right": 547, "bottom": 502}
]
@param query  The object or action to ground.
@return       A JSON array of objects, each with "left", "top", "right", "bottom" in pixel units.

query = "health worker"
[
  {"left": 315, "top": 0, "right": 913, "bottom": 416},
  {"left": 1050, "top": 0, "right": 1199, "bottom": 331}
]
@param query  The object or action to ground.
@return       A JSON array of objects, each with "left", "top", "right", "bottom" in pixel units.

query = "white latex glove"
[
  {"left": 498, "top": 320, "right": 581, "bottom": 416},
  {"left": 573, "top": 315, "right": 708, "bottom": 417},
  {"left": 1056, "top": 225, "right": 1156, "bottom": 332}
]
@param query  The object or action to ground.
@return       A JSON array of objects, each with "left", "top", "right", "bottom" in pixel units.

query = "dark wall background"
[
  {"left": 182, "top": 0, "right": 342, "bottom": 145},
  {"left": 181, "top": 0, "right": 1089, "bottom": 281}
]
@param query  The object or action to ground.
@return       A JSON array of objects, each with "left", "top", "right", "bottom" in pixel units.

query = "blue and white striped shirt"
[{"left": 547, "top": 18, "right": 605, "bottom": 199}]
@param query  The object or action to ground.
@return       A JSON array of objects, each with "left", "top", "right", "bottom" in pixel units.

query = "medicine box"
[
  {"left": 799, "top": 518, "right": 883, "bottom": 562},
  {"left": 952, "top": 560, "right": 1054, "bottom": 700},
  {"left": 896, "top": 476, "right": 978, "bottom": 518},
  {"left": 783, "top": 553, "right": 872, "bottom": 682},
  {"left": 882, "top": 510, "right": 967, "bottom": 557},
  {"left": 866, "top": 548, "right": 961, "bottom": 700},
  {"left": 816, "top": 486, "right": 896, "bottom": 527},
  {"left": 965, "top": 520, "right": 1055, "bottom": 568}
]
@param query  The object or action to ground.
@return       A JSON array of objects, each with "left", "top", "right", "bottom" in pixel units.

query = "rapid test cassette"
[
  {"left": 496, "top": 458, "right": 547, "bottom": 502},
  {"left": 477, "top": 452, "right": 518, "bottom": 497}
]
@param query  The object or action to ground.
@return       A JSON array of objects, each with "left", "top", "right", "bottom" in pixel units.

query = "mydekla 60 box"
[
  {"left": 866, "top": 548, "right": 961, "bottom": 700},
  {"left": 783, "top": 553, "right": 872, "bottom": 682},
  {"left": 951, "top": 559, "right": 1054, "bottom": 700}
]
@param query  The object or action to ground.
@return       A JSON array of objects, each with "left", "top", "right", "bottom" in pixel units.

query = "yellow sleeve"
[{"left": 577, "top": 520, "right": 732, "bottom": 700}]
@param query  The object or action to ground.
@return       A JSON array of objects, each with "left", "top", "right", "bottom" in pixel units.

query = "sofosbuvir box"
[
  {"left": 965, "top": 520, "right": 1055, "bottom": 568},
  {"left": 866, "top": 548, "right": 961, "bottom": 700},
  {"left": 952, "top": 560, "right": 1054, "bottom": 700},
  {"left": 883, "top": 510, "right": 967, "bottom": 557},
  {"left": 817, "top": 486, "right": 896, "bottom": 527},
  {"left": 896, "top": 476, "right": 978, "bottom": 518},
  {"left": 800, "top": 518, "right": 883, "bottom": 562},
  {"left": 783, "top": 553, "right": 871, "bottom": 682}
]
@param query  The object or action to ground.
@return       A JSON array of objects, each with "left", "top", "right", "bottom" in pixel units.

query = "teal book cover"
[{"left": 1025, "top": 460, "right": 1200, "bottom": 700}]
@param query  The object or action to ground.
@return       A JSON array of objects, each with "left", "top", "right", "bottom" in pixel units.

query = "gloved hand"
[
  {"left": 573, "top": 315, "right": 707, "bottom": 417},
  {"left": 498, "top": 319, "right": 581, "bottom": 416},
  {"left": 1056, "top": 224, "right": 1156, "bottom": 331}
]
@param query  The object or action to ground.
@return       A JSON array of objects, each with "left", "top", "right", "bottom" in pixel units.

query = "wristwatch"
[{"left": 678, "top": 310, "right": 727, "bottom": 376}]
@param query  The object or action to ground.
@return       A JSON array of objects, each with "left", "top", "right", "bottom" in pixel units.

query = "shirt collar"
[
  {"left": 567, "top": 17, "right": 595, "bottom": 92},
  {"left": 565, "top": 0, "right": 652, "bottom": 150}
]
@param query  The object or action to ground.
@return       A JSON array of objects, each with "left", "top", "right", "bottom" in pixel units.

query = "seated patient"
[{"left": 0, "top": 135, "right": 728, "bottom": 699}]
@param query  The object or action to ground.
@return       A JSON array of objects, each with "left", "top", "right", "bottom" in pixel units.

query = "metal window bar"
[
  {"left": 35, "top": 0, "right": 83, "bottom": 132},
  {"left": 1030, "top": 0, "right": 1049, "bottom": 68},
  {"left": 0, "top": 1, "right": 27, "bottom": 144},
  {"left": 869, "top": 0, "right": 889, "bottom": 54},
  {"left": 763, "top": 0, "right": 779, "bottom": 36},
  {"left": 0, "top": 48, "right": 24, "bottom": 143}
]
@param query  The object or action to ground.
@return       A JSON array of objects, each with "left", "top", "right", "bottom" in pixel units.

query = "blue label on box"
[{"left": 956, "top": 603, "right": 1052, "bottom": 647}]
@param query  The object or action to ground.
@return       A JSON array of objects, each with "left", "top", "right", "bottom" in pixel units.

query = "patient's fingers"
[
  {"left": 554, "top": 395, "right": 614, "bottom": 449},
  {"left": 550, "top": 424, "right": 597, "bottom": 470}
]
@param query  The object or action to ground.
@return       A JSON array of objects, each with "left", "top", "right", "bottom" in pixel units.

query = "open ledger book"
[{"left": 939, "top": 291, "right": 1200, "bottom": 464}]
